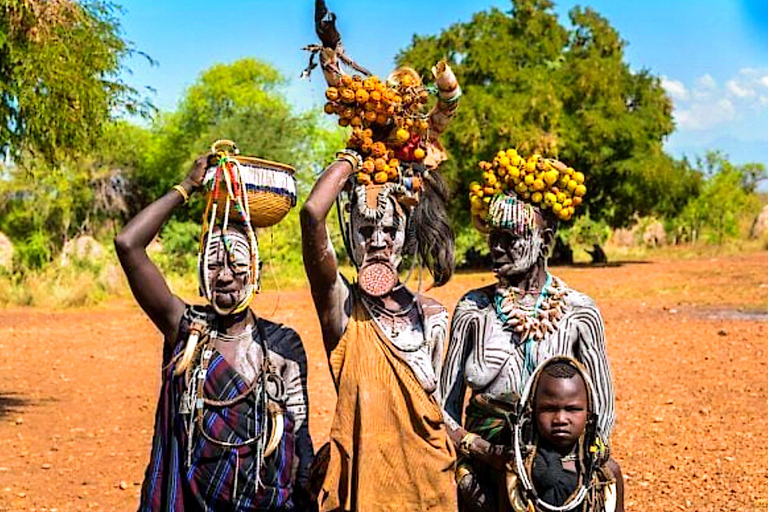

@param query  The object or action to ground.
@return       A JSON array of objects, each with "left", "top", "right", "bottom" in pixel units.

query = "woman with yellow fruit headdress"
[
  {"left": 301, "top": 1, "right": 460, "bottom": 511},
  {"left": 439, "top": 149, "right": 616, "bottom": 512},
  {"left": 116, "top": 143, "right": 315, "bottom": 511}
]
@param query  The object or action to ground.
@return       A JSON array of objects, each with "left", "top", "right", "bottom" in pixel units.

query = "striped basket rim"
[{"left": 232, "top": 155, "right": 296, "bottom": 175}]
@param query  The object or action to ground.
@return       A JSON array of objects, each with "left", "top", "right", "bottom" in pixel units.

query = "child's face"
[{"left": 534, "top": 373, "right": 588, "bottom": 451}]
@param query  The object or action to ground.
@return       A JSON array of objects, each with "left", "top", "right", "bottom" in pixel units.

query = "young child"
[{"left": 511, "top": 357, "right": 624, "bottom": 512}]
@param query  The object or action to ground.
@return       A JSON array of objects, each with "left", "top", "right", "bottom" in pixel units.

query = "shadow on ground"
[
  {"left": 554, "top": 260, "right": 653, "bottom": 268},
  {"left": 0, "top": 392, "right": 32, "bottom": 418}
]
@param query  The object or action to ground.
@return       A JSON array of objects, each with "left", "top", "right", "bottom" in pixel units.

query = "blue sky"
[{"left": 119, "top": 0, "right": 768, "bottom": 166}]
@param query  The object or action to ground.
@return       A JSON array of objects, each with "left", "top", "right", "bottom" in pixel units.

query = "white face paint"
[
  {"left": 198, "top": 226, "right": 256, "bottom": 315},
  {"left": 489, "top": 226, "right": 545, "bottom": 277},
  {"left": 349, "top": 197, "right": 407, "bottom": 269},
  {"left": 350, "top": 197, "right": 408, "bottom": 296}
]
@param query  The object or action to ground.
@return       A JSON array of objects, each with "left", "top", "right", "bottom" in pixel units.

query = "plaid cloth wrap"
[
  {"left": 455, "top": 393, "right": 519, "bottom": 511},
  {"left": 138, "top": 307, "right": 304, "bottom": 512},
  {"left": 464, "top": 393, "right": 518, "bottom": 444}
]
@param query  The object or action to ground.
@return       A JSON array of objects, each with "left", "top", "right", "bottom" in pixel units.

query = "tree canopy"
[
  {"left": 0, "top": 57, "right": 343, "bottom": 268},
  {"left": 396, "top": 0, "right": 680, "bottom": 231},
  {"left": 0, "top": 0, "right": 152, "bottom": 163}
]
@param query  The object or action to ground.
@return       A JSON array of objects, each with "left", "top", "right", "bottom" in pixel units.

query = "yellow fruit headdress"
[
  {"left": 323, "top": 67, "right": 452, "bottom": 190},
  {"left": 469, "top": 149, "right": 587, "bottom": 232},
  {"left": 303, "top": 0, "right": 461, "bottom": 199},
  {"left": 303, "top": 0, "right": 459, "bottom": 293}
]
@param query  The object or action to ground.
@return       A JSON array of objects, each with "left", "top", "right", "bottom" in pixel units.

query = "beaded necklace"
[
  {"left": 494, "top": 273, "right": 567, "bottom": 340},
  {"left": 180, "top": 316, "right": 284, "bottom": 495},
  {"left": 494, "top": 273, "right": 567, "bottom": 381}
]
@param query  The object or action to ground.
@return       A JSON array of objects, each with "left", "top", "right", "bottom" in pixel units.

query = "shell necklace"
[{"left": 493, "top": 273, "right": 567, "bottom": 344}]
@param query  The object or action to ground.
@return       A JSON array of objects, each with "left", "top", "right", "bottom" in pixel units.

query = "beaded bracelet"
[
  {"left": 335, "top": 148, "right": 363, "bottom": 172},
  {"left": 173, "top": 184, "right": 190, "bottom": 204},
  {"left": 438, "top": 85, "right": 462, "bottom": 104}
]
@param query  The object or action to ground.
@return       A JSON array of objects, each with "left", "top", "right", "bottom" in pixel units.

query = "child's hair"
[{"left": 541, "top": 360, "right": 579, "bottom": 380}]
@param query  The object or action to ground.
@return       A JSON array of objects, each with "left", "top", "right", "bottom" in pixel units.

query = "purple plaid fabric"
[{"left": 138, "top": 308, "right": 299, "bottom": 512}]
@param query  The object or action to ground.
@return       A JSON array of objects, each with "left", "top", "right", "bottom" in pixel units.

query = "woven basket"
[{"left": 203, "top": 142, "right": 297, "bottom": 228}]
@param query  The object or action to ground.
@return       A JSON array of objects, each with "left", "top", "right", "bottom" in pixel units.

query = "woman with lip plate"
[
  {"left": 116, "top": 151, "right": 314, "bottom": 511},
  {"left": 300, "top": 3, "right": 462, "bottom": 509},
  {"left": 439, "top": 151, "right": 615, "bottom": 512},
  {"left": 300, "top": 148, "right": 457, "bottom": 512}
]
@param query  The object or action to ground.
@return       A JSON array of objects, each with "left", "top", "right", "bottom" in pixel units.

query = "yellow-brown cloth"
[{"left": 320, "top": 295, "right": 457, "bottom": 511}]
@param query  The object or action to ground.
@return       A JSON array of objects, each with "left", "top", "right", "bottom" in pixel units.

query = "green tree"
[
  {"left": 0, "top": 156, "right": 95, "bottom": 267},
  {"left": 132, "top": 58, "right": 343, "bottom": 208},
  {"left": 674, "top": 152, "right": 762, "bottom": 244},
  {"left": 396, "top": 0, "right": 681, "bottom": 258},
  {"left": 0, "top": 0, "right": 152, "bottom": 163},
  {"left": 0, "top": 57, "right": 342, "bottom": 273}
]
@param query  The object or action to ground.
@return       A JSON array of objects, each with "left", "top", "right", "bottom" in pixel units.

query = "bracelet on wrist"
[
  {"left": 459, "top": 432, "right": 479, "bottom": 455},
  {"left": 172, "top": 184, "right": 190, "bottom": 204},
  {"left": 335, "top": 149, "right": 363, "bottom": 172}
]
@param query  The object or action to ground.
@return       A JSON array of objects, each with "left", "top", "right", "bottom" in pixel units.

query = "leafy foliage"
[
  {"left": 0, "top": 0, "right": 153, "bottom": 163},
  {"left": 0, "top": 157, "right": 95, "bottom": 267},
  {"left": 396, "top": 0, "right": 682, "bottom": 261},
  {"left": 672, "top": 152, "right": 762, "bottom": 244}
]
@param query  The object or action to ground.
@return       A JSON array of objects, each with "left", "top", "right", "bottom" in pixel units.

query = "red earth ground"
[{"left": 0, "top": 252, "right": 767, "bottom": 511}]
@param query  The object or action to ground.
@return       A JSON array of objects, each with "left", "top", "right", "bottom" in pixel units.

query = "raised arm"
[
  {"left": 299, "top": 157, "right": 356, "bottom": 353},
  {"left": 424, "top": 62, "right": 461, "bottom": 170},
  {"left": 114, "top": 155, "right": 208, "bottom": 342}
]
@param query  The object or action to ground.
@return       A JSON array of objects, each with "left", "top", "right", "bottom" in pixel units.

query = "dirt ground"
[{"left": 0, "top": 252, "right": 767, "bottom": 511}]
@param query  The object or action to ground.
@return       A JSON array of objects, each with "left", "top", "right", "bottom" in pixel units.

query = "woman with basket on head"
[
  {"left": 115, "top": 142, "right": 314, "bottom": 511},
  {"left": 300, "top": 3, "right": 461, "bottom": 510}
]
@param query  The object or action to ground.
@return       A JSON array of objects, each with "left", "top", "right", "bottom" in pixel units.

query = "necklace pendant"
[{"left": 179, "top": 390, "right": 191, "bottom": 414}]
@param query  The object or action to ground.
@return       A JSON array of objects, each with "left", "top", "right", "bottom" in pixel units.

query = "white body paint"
[{"left": 440, "top": 282, "right": 615, "bottom": 441}]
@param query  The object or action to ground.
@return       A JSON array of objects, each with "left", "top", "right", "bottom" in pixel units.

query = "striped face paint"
[
  {"left": 198, "top": 226, "right": 257, "bottom": 315},
  {"left": 485, "top": 194, "right": 548, "bottom": 277},
  {"left": 489, "top": 226, "right": 545, "bottom": 277}
]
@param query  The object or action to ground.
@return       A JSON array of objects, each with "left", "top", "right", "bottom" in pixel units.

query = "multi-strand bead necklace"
[{"left": 493, "top": 273, "right": 567, "bottom": 344}]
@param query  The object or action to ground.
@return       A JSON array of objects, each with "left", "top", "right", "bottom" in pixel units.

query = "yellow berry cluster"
[
  {"left": 324, "top": 72, "right": 429, "bottom": 184},
  {"left": 469, "top": 149, "right": 587, "bottom": 222}
]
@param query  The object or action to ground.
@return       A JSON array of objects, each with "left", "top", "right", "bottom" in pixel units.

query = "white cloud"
[
  {"left": 695, "top": 74, "right": 717, "bottom": 90},
  {"left": 727, "top": 79, "right": 755, "bottom": 98},
  {"left": 667, "top": 70, "right": 768, "bottom": 131},
  {"left": 691, "top": 74, "right": 717, "bottom": 100},
  {"left": 675, "top": 98, "right": 735, "bottom": 130},
  {"left": 661, "top": 76, "right": 689, "bottom": 101}
]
